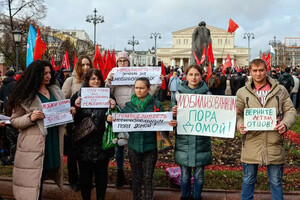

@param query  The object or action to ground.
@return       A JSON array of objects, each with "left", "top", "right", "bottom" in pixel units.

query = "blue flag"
[{"left": 26, "top": 24, "right": 37, "bottom": 67}]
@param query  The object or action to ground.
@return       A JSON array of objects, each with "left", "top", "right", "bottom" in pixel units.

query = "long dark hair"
[
  {"left": 8, "top": 60, "right": 56, "bottom": 109},
  {"left": 82, "top": 68, "right": 104, "bottom": 87},
  {"left": 75, "top": 55, "right": 94, "bottom": 83}
]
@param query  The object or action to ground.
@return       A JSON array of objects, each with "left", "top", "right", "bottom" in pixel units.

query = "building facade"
[{"left": 157, "top": 25, "right": 249, "bottom": 68}]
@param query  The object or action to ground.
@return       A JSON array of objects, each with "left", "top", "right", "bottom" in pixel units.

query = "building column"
[
  {"left": 231, "top": 59, "right": 234, "bottom": 66},
  {"left": 214, "top": 59, "right": 217, "bottom": 67},
  {"left": 172, "top": 59, "right": 176, "bottom": 67},
  {"left": 222, "top": 59, "right": 225, "bottom": 65},
  {"left": 180, "top": 58, "right": 184, "bottom": 67},
  {"left": 188, "top": 59, "right": 191, "bottom": 66}
]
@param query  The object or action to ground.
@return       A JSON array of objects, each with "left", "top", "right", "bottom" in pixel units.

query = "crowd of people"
[{"left": 0, "top": 52, "right": 297, "bottom": 200}]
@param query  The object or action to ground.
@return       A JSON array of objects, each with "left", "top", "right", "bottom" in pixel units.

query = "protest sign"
[
  {"left": 0, "top": 114, "right": 10, "bottom": 124},
  {"left": 244, "top": 108, "right": 276, "bottom": 131},
  {"left": 112, "top": 112, "right": 173, "bottom": 132},
  {"left": 177, "top": 94, "right": 236, "bottom": 138},
  {"left": 42, "top": 99, "right": 73, "bottom": 128},
  {"left": 81, "top": 87, "right": 110, "bottom": 108},
  {"left": 111, "top": 67, "right": 162, "bottom": 85}
]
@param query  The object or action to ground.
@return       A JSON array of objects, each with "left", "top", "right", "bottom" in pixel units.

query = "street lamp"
[
  {"left": 12, "top": 29, "right": 23, "bottom": 72},
  {"left": 128, "top": 36, "right": 139, "bottom": 65},
  {"left": 150, "top": 33, "right": 161, "bottom": 66},
  {"left": 86, "top": 8, "right": 104, "bottom": 50},
  {"left": 243, "top": 33, "right": 255, "bottom": 65}
]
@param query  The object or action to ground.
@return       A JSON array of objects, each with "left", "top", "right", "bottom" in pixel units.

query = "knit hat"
[
  {"left": 5, "top": 70, "right": 15, "bottom": 77},
  {"left": 116, "top": 51, "right": 130, "bottom": 64}
]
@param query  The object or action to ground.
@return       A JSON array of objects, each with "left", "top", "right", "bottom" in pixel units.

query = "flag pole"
[{"left": 221, "top": 32, "right": 229, "bottom": 67}]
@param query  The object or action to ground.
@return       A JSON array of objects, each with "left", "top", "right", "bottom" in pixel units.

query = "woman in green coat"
[
  {"left": 109, "top": 77, "right": 176, "bottom": 200},
  {"left": 171, "top": 65, "right": 212, "bottom": 200}
]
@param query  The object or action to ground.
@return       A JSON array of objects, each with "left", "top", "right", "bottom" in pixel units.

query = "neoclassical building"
[{"left": 157, "top": 25, "right": 249, "bottom": 68}]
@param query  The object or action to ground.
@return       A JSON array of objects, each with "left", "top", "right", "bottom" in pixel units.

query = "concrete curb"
[{"left": 0, "top": 176, "right": 299, "bottom": 199}]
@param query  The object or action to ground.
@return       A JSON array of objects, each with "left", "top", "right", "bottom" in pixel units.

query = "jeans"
[
  {"left": 180, "top": 165, "right": 205, "bottom": 199},
  {"left": 128, "top": 149, "right": 157, "bottom": 200},
  {"left": 290, "top": 93, "right": 297, "bottom": 107},
  {"left": 241, "top": 163, "right": 284, "bottom": 200},
  {"left": 116, "top": 145, "right": 125, "bottom": 170}
]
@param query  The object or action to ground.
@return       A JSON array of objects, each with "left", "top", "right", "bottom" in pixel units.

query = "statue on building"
[{"left": 190, "top": 21, "right": 211, "bottom": 66}]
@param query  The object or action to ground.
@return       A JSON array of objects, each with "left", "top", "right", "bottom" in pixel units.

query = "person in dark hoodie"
[{"left": 0, "top": 70, "right": 16, "bottom": 115}]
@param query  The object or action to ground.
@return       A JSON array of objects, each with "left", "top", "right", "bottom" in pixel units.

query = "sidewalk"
[{"left": 0, "top": 177, "right": 299, "bottom": 200}]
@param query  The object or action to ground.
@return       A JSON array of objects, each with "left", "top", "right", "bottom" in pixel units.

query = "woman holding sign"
[
  {"left": 8, "top": 60, "right": 65, "bottom": 200},
  {"left": 62, "top": 55, "right": 93, "bottom": 191},
  {"left": 71, "top": 68, "right": 116, "bottom": 200},
  {"left": 171, "top": 65, "right": 212, "bottom": 200},
  {"left": 108, "top": 77, "right": 176, "bottom": 200}
]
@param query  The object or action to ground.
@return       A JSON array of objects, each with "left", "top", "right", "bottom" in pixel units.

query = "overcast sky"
[{"left": 39, "top": 0, "right": 300, "bottom": 59}]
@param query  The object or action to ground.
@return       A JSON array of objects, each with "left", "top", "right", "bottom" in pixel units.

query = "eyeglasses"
[{"left": 118, "top": 59, "right": 128, "bottom": 63}]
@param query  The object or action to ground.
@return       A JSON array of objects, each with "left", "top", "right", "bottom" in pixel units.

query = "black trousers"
[
  {"left": 78, "top": 158, "right": 109, "bottom": 200},
  {"left": 128, "top": 149, "right": 157, "bottom": 200}
]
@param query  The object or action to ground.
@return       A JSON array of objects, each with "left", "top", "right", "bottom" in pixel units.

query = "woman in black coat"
[{"left": 71, "top": 69, "right": 116, "bottom": 200}]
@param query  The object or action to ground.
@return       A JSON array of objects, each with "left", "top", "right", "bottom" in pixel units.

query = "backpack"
[{"left": 280, "top": 76, "right": 291, "bottom": 92}]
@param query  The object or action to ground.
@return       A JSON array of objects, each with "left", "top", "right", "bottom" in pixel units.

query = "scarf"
[{"left": 131, "top": 93, "right": 152, "bottom": 112}]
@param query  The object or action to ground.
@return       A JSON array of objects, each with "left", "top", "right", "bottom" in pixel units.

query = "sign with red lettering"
[
  {"left": 42, "top": 99, "right": 73, "bottom": 128},
  {"left": 112, "top": 112, "right": 173, "bottom": 132},
  {"left": 81, "top": 88, "right": 110, "bottom": 108},
  {"left": 244, "top": 108, "right": 276, "bottom": 131},
  {"left": 177, "top": 94, "right": 236, "bottom": 138},
  {"left": 111, "top": 67, "right": 162, "bottom": 85}
]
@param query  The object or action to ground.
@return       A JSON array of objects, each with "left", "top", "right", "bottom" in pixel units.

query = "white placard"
[
  {"left": 42, "top": 99, "right": 73, "bottom": 128},
  {"left": 111, "top": 67, "right": 162, "bottom": 85},
  {"left": 244, "top": 108, "right": 276, "bottom": 131},
  {"left": 177, "top": 94, "right": 236, "bottom": 138},
  {"left": 81, "top": 87, "right": 110, "bottom": 108},
  {"left": 0, "top": 114, "right": 10, "bottom": 124},
  {"left": 112, "top": 112, "right": 173, "bottom": 132}
]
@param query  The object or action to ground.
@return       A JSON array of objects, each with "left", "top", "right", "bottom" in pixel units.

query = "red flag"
[
  {"left": 192, "top": 51, "right": 200, "bottom": 65},
  {"left": 74, "top": 51, "right": 77, "bottom": 68},
  {"left": 205, "top": 62, "right": 212, "bottom": 83},
  {"left": 228, "top": 18, "right": 239, "bottom": 34},
  {"left": 224, "top": 54, "right": 232, "bottom": 68},
  {"left": 93, "top": 44, "right": 104, "bottom": 71},
  {"left": 103, "top": 50, "right": 113, "bottom": 80},
  {"left": 200, "top": 45, "right": 206, "bottom": 64},
  {"left": 51, "top": 55, "right": 55, "bottom": 67},
  {"left": 33, "top": 28, "right": 47, "bottom": 60},
  {"left": 103, "top": 50, "right": 107, "bottom": 65},
  {"left": 207, "top": 41, "right": 214, "bottom": 63},
  {"left": 265, "top": 52, "right": 271, "bottom": 71},
  {"left": 261, "top": 53, "right": 266, "bottom": 61},
  {"left": 234, "top": 60, "right": 239, "bottom": 70},
  {"left": 61, "top": 50, "right": 70, "bottom": 70},
  {"left": 161, "top": 61, "right": 166, "bottom": 90},
  {"left": 111, "top": 49, "right": 116, "bottom": 68}
]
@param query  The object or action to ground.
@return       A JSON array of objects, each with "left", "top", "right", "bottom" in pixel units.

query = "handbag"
[
  {"left": 73, "top": 116, "right": 96, "bottom": 142},
  {"left": 102, "top": 107, "right": 119, "bottom": 150}
]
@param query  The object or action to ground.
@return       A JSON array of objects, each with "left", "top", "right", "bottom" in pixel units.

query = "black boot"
[{"left": 116, "top": 169, "right": 125, "bottom": 187}]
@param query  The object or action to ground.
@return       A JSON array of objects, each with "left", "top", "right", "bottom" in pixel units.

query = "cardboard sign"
[
  {"left": 81, "top": 87, "right": 110, "bottom": 108},
  {"left": 42, "top": 99, "right": 73, "bottom": 128},
  {"left": 111, "top": 67, "right": 162, "bottom": 85},
  {"left": 177, "top": 94, "right": 236, "bottom": 138},
  {"left": 112, "top": 112, "right": 173, "bottom": 132},
  {"left": 244, "top": 108, "right": 276, "bottom": 131}
]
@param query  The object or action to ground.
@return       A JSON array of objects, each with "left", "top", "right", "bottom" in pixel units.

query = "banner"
[
  {"left": 177, "top": 94, "right": 236, "bottom": 138},
  {"left": 112, "top": 112, "right": 173, "bottom": 132},
  {"left": 42, "top": 99, "right": 73, "bottom": 128},
  {"left": 111, "top": 67, "right": 162, "bottom": 85},
  {"left": 81, "top": 87, "right": 110, "bottom": 108},
  {"left": 244, "top": 108, "right": 276, "bottom": 131}
]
